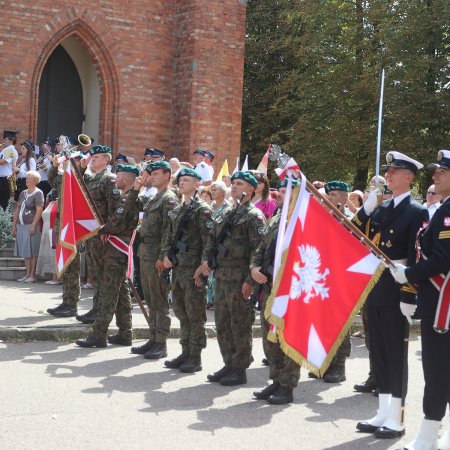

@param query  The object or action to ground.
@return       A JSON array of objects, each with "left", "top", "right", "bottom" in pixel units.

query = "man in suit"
[
  {"left": 354, "top": 151, "right": 429, "bottom": 439},
  {"left": 391, "top": 149, "right": 450, "bottom": 450}
]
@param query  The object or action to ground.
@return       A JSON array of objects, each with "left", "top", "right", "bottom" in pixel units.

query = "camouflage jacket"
[
  {"left": 82, "top": 168, "right": 120, "bottom": 224},
  {"left": 163, "top": 198, "right": 213, "bottom": 267},
  {"left": 103, "top": 188, "right": 139, "bottom": 243},
  {"left": 138, "top": 187, "right": 179, "bottom": 261},
  {"left": 47, "top": 165, "right": 64, "bottom": 231},
  {"left": 203, "top": 201, "right": 267, "bottom": 283},
  {"left": 250, "top": 211, "right": 280, "bottom": 277}
]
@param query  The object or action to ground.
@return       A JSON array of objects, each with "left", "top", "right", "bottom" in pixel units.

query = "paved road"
[{"left": 0, "top": 336, "right": 427, "bottom": 449}]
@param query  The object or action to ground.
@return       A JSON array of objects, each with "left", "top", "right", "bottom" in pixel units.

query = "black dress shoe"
[
  {"left": 323, "top": 366, "right": 346, "bottom": 383},
  {"left": 262, "top": 358, "right": 269, "bottom": 366},
  {"left": 179, "top": 356, "right": 202, "bottom": 373},
  {"left": 267, "top": 385, "right": 294, "bottom": 405},
  {"left": 356, "top": 421, "right": 379, "bottom": 433},
  {"left": 47, "top": 303, "right": 65, "bottom": 315},
  {"left": 131, "top": 340, "right": 155, "bottom": 355},
  {"left": 54, "top": 304, "right": 77, "bottom": 318},
  {"left": 374, "top": 427, "right": 405, "bottom": 439},
  {"left": 108, "top": 335, "right": 132, "bottom": 346},
  {"left": 76, "top": 308, "right": 97, "bottom": 322},
  {"left": 219, "top": 368, "right": 247, "bottom": 386},
  {"left": 165, "top": 352, "right": 189, "bottom": 369},
  {"left": 207, "top": 365, "right": 232, "bottom": 382},
  {"left": 354, "top": 379, "right": 377, "bottom": 393},
  {"left": 254, "top": 381, "right": 280, "bottom": 400},
  {"left": 76, "top": 335, "right": 107, "bottom": 348},
  {"left": 144, "top": 342, "right": 167, "bottom": 359}
]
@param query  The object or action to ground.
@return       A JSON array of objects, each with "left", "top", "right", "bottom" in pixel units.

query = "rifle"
[
  {"left": 208, "top": 193, "right": 246, "bottom": 270},
  {"left": 249, "top": 232, "right": 277, "bottom": 309},
  {"left": 160, "top": 190, "right": 198, "bottom": 283}
]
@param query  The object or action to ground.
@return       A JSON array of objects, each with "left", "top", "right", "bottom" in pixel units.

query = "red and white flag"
[
  {"left": 266, "top": 174, "right": 385, "bottom": 376},
  {"left": 256, "top": 145, "right": 271, "bottom": 174},
  {"left": 56, "top": 160, "right": 102, "bottom": 277}
]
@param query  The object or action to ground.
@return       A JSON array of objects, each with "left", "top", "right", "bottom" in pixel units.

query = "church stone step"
[
  {"left": 0, "top": 266, "right": 27, "bottom": 281},
  {"left": 0, "top": 257, "right": 25, "bottom": 268}
]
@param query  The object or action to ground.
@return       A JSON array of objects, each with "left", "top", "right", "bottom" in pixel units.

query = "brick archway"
[{"left": 30, "top": 19, "right": 119, "bottom": 149}]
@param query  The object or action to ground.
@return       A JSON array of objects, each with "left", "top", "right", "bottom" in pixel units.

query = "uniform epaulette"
[{"left": 401, "top": 285, "right": 417, "bottom": 295}]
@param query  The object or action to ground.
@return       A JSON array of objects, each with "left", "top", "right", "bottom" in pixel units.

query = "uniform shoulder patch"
[
  {"left": 444, "top": 216, "right": 450, "bottom": 227},
  {"left": 203, "top": 209, "right": 212, "bottom": 216},
  {"left": 168, "top": 199, "right": 176, "bottom": 205}
]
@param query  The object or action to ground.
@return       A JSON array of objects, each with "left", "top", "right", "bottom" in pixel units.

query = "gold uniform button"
[
  {"left": 390, "top": 229, "right": 394, "bottom": 234},
  {"left": 371, "top": 228, "right": 374, "bottom": 232},
  {"left": 381, "top": 242, "right": 385, "bottom": 246}
]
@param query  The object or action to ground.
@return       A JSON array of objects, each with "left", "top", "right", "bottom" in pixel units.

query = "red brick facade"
[{"left": 0, "top": 0, "right": 247, "bottom": 167}]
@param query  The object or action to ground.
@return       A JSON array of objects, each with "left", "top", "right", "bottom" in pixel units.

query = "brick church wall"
[{"left": 0, "top": 0, "right": 247, "bottom": 168}]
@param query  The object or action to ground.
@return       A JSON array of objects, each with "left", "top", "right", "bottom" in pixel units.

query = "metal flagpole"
[{"left": 375, "top": 68, "right": 385, "bottom": 185}]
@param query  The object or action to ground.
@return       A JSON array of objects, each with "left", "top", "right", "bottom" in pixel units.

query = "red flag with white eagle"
[
  {"left": 56, "top": 160, "right": 102, "bottom": 277},
  {"left": 266, "top": 175, "right": 385, "bottom": 376}
]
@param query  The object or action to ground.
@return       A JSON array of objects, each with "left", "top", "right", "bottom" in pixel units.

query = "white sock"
[
  {"left": 366, "top": 393, "right": 391, "bottom": 427},
  {"left": 382, "top": 396, "right": 404, "bottom": 431}
]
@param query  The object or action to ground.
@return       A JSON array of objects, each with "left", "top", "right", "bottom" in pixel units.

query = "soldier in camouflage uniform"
[
  {"left": 76, "top": 145, "right": 121, "bottom": 324},
  {"left": 201, "top": 171, "right": 267, "bottom": 386},
  {"left": 162, "top": 168, "right": 212, "bottom": 372},
  {"left": 130, "top": 161, "right": 178, "bottom": 359},
  {"left": 251, "top": 178, "right": 300, "bottom": 404},
  {"left": 46, "top": 147, "right": 81, "bottom": 318},
  {"left": 76, "top": 164, "right": 139, "bottom": 348}
]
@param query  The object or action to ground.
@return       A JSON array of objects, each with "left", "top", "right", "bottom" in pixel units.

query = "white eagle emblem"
[{"left": 289, "top": 245, "right": 330, "bottom": 304}]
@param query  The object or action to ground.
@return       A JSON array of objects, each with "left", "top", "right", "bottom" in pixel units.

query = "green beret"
[
  {"left": 90, "top": 145, "right": 112, "bottom": 155},
  {"left": 176, "top": 167, "right": 202, "bottom": 181},
  {"left": 146, "top": 161, "right": 171, "bottom": 173},
  {"left": 115, "top": 164, "right": 139, "bottom": 176},
  {"left": 231, "top": 171, "right": 258, "bottom": 189},
  {"left": 277, "top": 178, "right": 299, "bottom": 189},
  {"left": 324, "top": 180, "right": 350, "bottom": 193}
]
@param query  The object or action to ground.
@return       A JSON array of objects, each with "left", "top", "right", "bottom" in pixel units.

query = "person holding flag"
[
  {"left": 354, "top": 151, "right": 428, "bottom": 439},
  {"left": 390, "top": 149, "right": 450, "bottom": 450},
  {"left": 76, "top": 164, "right": 140, "bottom": 348},
  {"left": 251, "top": 178, "right": 300, "bottom": 404},
  {"left": 201, "top": 171, "right": 267, "bottom": 386}
]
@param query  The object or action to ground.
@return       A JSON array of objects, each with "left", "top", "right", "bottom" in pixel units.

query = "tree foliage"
[{"left": 242, "top": 0, "right": 450, "bottom": 191}]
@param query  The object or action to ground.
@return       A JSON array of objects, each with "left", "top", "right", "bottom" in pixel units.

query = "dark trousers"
[
  {"left": 37, "top": 180, "right": 52, "bottom": 200},
  {"left": 421, "top": 314, "right": 450, "bottom": 421},
  {"left": 0, "top": 177, "right": 10, "bottom": 210},
  {"left": 368, "top": 305, "right": 408, "bottom": 398}
]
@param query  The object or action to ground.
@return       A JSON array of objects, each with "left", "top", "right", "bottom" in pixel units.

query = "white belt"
[{"left": 391, "top": 259, "right": 407, "bottom": 265}]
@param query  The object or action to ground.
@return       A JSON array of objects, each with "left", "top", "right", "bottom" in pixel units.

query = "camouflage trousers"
[
  {"left": 214, "top": 270, "right": 255, "bottom": 370},
  {"left": 85, "top": 237, "right": 104, "bottom": 311},
  {"left": 140, "top": 258, "right": 171, "bottom": 343},
  {"left": 328, "top": 332, "right": 351, "bottom": 371},
  {"left": 171, "top": 266, "right": 207, "bottom": 356},
  {"left": 62, "top": 250, "right": 80, "bottom": 306},
  {"left": 92, "top": 242, "right": 132, "bottom": 341},
  {"left": 261, "top": 288, "right": 300, "bottom": 388}
]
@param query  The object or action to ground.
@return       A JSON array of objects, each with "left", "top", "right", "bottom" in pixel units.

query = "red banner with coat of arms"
[{"left": 266, "top": 175, "right": 385, "bottom": 376}]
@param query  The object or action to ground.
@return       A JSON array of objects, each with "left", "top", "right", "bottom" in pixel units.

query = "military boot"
[
  {"left": 76, "top": 308, "right": 97, "bottom": 322},
  {"left": 47, "top": 303, "right": 65, "bottom": 315},
  {"left": 54, "top": 304, "right": 77, "bottom": 318},
  {"left": 267, "top": 385, "right": 294, "bottom": 405},
  {"left": 179, "top": 355, "right": 202, "bottom": 373},
  {"left": 323, "top": 365, "right": 346, "bottom": 383},
  {"left": 144, "top": 342, "right": 167, "bottom": 360},
  {"left": 131, "top": 340, "right": 155, "bottom": 355},
  {"left": 219, "top": 368, "right": 247, "bottom": 386},
  {"left": 76, "top": 334, "right": 107, "bottom": 348},
  {"left": 164, "top": 352, "right": 189, "bottom": 369},
  {"left": 207, "top": 364, "right": 232, "bottom": 382},
  {"left": 108, "top": 335, "right": 132, "bottom": 346},
  {"left": 253, "top": 381, "right": 280, "bottom": 400},
  {"left": 81, "top": 309, "right": 98, "bottom": 324}
]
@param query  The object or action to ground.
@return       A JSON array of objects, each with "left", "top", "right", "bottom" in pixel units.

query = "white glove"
[
  {"left": 389, "top": 263, "right": 408, "bottom": 284},
  {"left": 400, "top": 302, "right": 417, "bottom": 324},
  {"left": 363, "top": 188, "right": 379, "bottom": 215}
]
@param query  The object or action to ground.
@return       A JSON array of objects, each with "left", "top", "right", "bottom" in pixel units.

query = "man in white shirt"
[
  {"left": 0, "top": 130, "right": 18, "bottom": 210},
  {"left": 192, "top": 148, "right": 212, "bottom": 186},
  {"left": 204, "top": 150, "right": 215, "bottom": 180},
  {"left": 425, "top": 184, "right": 442, "bottom": 219}
]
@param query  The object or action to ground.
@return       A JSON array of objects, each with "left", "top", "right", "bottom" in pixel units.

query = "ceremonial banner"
[
  {"left": 266, "top": 176, "right": 385, "bottom": 376},
  {"left": 256, "top": 145, "right": 271, "bottom": 174},
  {"left": 216, "top": 159, "right": 229, "bottom": 181},
  {"left": 56, "top": 160, "right": 102, "bottom": 277},
  {"left": 241, "top": 154, "right": 249, "bottom": 171}
]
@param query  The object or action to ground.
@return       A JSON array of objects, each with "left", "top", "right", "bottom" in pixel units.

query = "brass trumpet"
[{"left": 78, "top": 133, "right": 91, "bottom": 149}]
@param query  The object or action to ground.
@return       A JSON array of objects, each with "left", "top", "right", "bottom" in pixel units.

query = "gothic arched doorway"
[{"left": 37, "top": 45, "right": 83, "bottom": 141}]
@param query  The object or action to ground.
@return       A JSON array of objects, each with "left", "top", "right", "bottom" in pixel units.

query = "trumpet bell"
[{"left": 78, "top": 134, "right": 91, "bottom": 147}]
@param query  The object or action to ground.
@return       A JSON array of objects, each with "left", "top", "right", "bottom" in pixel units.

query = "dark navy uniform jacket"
[
  {"left": 353, "top": 195, "right": 429, "bottom": 307},
  {"left": 405, "top": 197, "right": 450, "bottom": 318}
]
